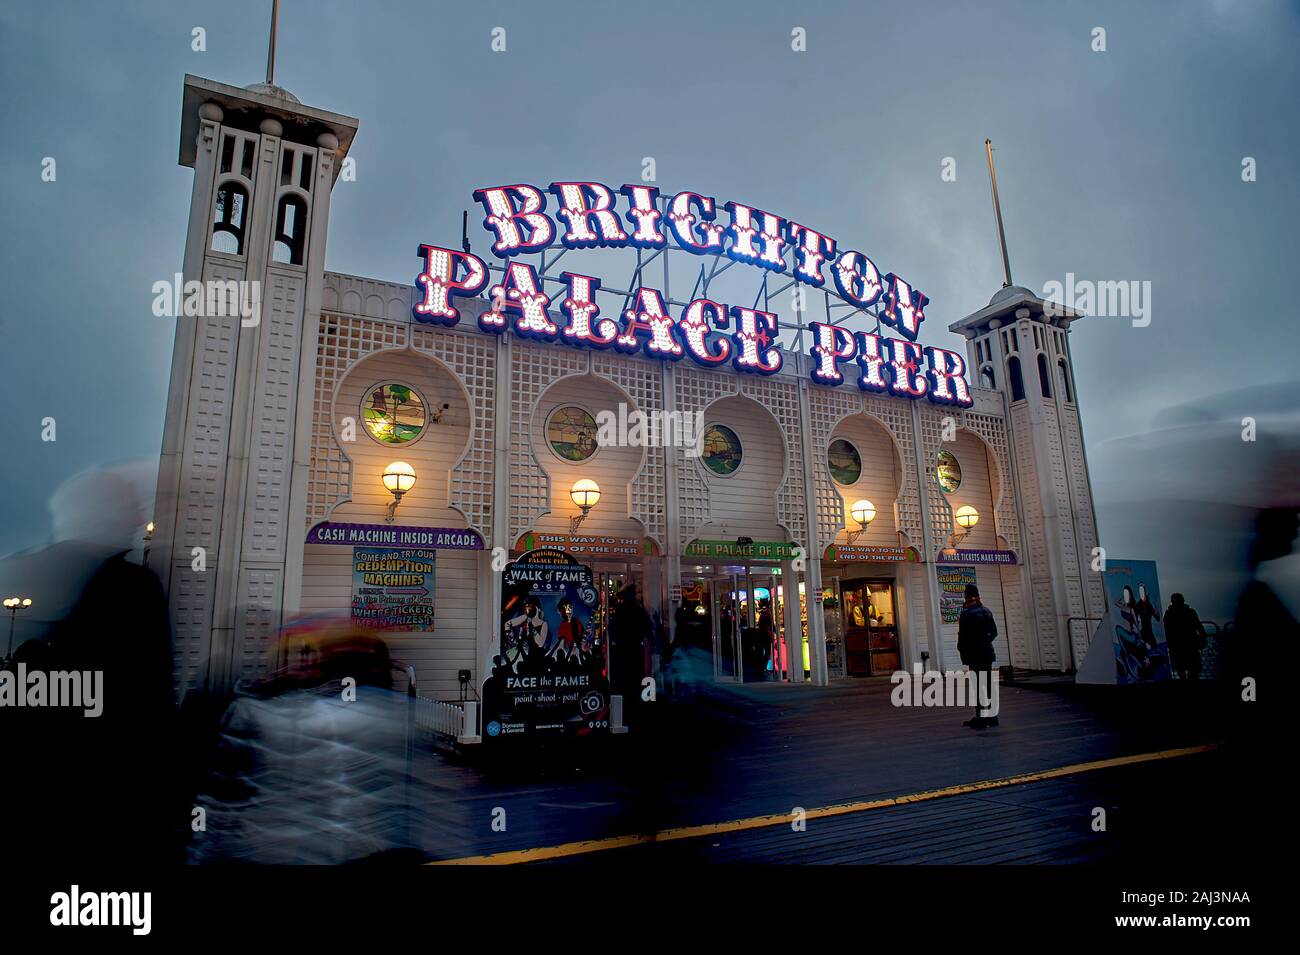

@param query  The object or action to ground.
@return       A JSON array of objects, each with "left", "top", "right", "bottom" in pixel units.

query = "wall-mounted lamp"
[
  {"left": 846, "top": 499, "right": 876, "bottom": 544},
  {"left": 569, "top": 478, "right": 601, "bottom": 532},
  {"left": 382, "top": 461, "right": 417, "bottom": 522},
  {"left": 946, "top": 504, "right": 980, "bottom": 552}
]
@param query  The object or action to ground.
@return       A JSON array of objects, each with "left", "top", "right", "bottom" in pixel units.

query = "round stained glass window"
[
  {"left": 547, "top": 406, "right": 599, "bottom": 462},
  {"left": 362, "top": 383, "right": 426, "bottom": 445},
  {"left": 828, "top": 438, "right": 862, "bottom": 486},
  {"left": 702, "top": 424, "right": 743, "bottom": 477},
  {"left": 937, "top": 449, "right": 963, "bottom": 493}
]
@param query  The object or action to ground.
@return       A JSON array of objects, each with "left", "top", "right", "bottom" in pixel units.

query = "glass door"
[
  {"left": 594, "top": 570, "right": 626, "bottom": 680},
  {"left": 824, "top": 576, "right": 846, "bottom": 678},
  {"left": 749, "top": 573, "right": 782, "bottom": 681},
  {"left": 840, "top": 578, "right": 900, "bottom": 676},
  {"left": 710, "top": 574, "right": 740, "bottom": 681}
]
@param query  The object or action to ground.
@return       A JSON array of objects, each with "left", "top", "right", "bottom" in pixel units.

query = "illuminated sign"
[{"left": 414, "top": 181, "right": 972, "bottom": 407}]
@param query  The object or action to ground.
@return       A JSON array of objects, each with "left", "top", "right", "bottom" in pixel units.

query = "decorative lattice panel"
[
  {"left": 243, "top": 270, "right": 302, "bottom": 562},
  {"left": 593, "top": 353, "right": 666, "bottom": 548},
  {"left": 673, "top": 366, "right": 740, "bottom": 544},
  {"left": 1062, "top": 404, "right": 1106, "bottom": 616},
  {"left": 806, "top": 389, "right": 921, "bottom": 551},
  {"left": 235, "top": 566, "right": 282, "bottom": 682},
  {"left": 411, "top": 325, "right": 497, "bottom": 540},
  {"left": 807, "top": 387, "right": 862, "bottom": 547},
  {"left": 917, "top": 407, "right": 956, "bottom": 558},
  {"left": 306, "top": 313, "right": 404, "bottom": 525},
  {"left": 867, "top": 396, "right": 922, "bottom": 548},
  {"left": 739, "top": 376, "right": 807, "bottom": 544},
  {"left": 961, "top": 409, "right": 1021, "bottom": 553},
  {"left": 509, "top": 342, "right": 589, "bottom": 542}
]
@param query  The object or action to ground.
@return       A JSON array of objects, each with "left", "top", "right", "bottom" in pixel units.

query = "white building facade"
[{"left": 149, "top": 74, "right": 1105, "bottom": 715}]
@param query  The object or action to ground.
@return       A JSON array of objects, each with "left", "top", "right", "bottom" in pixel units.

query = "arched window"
[
  {"left": 980, "top": 366, "right": 996, "bottom": 390},
  {"left": 1007, "top": 356, "right": 1025, "bottom": 402},
  {"left": 1037, "top": 353, "right": 1052, "bottom": 398},
  {"left": 211, "top": 181, "right": 248, "bottom": 255},
  {"left": 272, "top": 195, "right": 308, "bottom": 265},
  {"left": 1057, "top": 359, "right": 1073, "bottom": 403}
]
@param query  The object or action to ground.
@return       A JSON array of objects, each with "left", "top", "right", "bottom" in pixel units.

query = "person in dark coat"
[
  {"left": 956, "top": 583, "right": 999, "bottom": 729},
  {"left": 1164, "top": 593, "right": 1207, "bottom": 680}
]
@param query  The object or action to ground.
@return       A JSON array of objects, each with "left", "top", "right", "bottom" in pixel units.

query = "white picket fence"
[
  {"left": 411, "top": 696, "right": 479, "bottom": 743},
  {"left": 400, "top": 665, "right": 480, "bottom": 744}
]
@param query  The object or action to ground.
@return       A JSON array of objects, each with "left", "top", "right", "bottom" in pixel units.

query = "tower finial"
[
  {"left": 984, "top": 139, "right": 1014, "bottom": 289},
  {"left": 266, "top": 0, "right": 279, "bottom": 86}
]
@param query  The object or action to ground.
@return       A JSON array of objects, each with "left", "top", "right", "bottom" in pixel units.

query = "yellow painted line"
[{"left": 431, "top": 742, "right": 1221, "bottom": 865}]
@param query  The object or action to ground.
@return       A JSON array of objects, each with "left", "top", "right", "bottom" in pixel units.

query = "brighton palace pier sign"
[{"left": 412, "top": 182, "right": 974, "bottom": 407}]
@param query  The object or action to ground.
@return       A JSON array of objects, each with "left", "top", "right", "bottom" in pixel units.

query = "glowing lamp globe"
[
  {"left": 570, "top": 478, "right": 601, "bottom": 512},
  {"left": 382, "top": 461, "right": 417, "bottom": 497},
  {"left": 850, "top": 499, "right": 876, "bottom": 527},
  {"left": 954, "top": 505, "right": 980, "bottom": 530}
]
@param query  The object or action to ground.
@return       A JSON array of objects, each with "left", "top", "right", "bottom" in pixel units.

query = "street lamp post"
[{"left": 4, "top": 596, "right": 33, "bottom": 664}]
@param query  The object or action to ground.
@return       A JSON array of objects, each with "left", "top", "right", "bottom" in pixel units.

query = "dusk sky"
[{"left": 2, "top": 0, "right": 1297, "bottom": 619}]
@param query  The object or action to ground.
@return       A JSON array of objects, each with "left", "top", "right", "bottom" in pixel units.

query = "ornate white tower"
[
  {"left": 949, "top": 288, "right": 1104, "bottom": 670},
  {"left": 149, "top": 69, "right": 357, "bottom": 696}
]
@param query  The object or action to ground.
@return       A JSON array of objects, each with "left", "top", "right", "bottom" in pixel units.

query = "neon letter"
[
  {"left": 472, "top": 184, "right": 555, "bottom": 257},
  {"left": 484, "top": 261, "right": 556, "bottom": 339},
  {"left": 619, "top": 184, "right": 666, "bottom": 249},
  {"left": 724, "top": 202, "right": 787, "bottom": 272},
  {"left": 413, "top": 243, "right": 487, "bottom": 326},
  {"left": 548, "top": 181, "right": 629, "bottom": 249},
  {"left": 679, "top": 299, "right": 731, "bottom": 366},
  {"left": 925, "top": 346, "right": 973, "bottom": 407},
  {"left": 786, "top": 222, "right": 837, "bottom": 287},
  {"left": 884, "top": 337, "right": 928, "bottom": 398},
  {"left": 667, "top": 192, "right": 726, "bottom": 255},
  {"left": 809, "top": 322, "right": 856, "bottom": 384},
  {"left": 616, "top": 287, "right": 683, "bottom": 358},
  {"left": 731, "top": 306, "right": 782, "bottom": 375},
  {"left": 832, "top": 250, "right": 884, "bottom": 308},
  {"left": 882, "top": 273, "right": 928, "bottom": 340},
  {"left": 854, "top": 332, "right": 890, "bottom": 394},
  {"left": 558, "top": 272, "right": 618, "bottom": 348}
]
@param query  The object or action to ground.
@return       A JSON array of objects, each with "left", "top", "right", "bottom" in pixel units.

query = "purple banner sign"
[
  {"left": 936, "top": 548, "right": 1018, "bottom": 565},
  {"left": 307, "top": 521, "right": 483, "bottom": 550}
]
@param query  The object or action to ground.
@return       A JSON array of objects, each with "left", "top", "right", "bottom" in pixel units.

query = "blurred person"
[
  {"left": 1, "top": 462, "right": 184, "bottom": 864},
  {"left": 609, "top": 585, "right": 648, "bottom": 719},
  {"left": 1164, "top": 593, "right": 1207, "bottom": 680},
  {"left": 1227, "top": 507, "right": 1298, "bottom": 693},
  {"left": 187, "top": 621, "right": 435, "bottom": 864}
]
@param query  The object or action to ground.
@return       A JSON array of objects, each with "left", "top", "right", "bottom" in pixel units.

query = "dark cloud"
[{"left": 2, "top": 1, "right": 1297, "bottom": 620}]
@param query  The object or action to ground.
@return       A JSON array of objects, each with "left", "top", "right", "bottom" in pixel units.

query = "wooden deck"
[{"left": 409, "top": 675, "right": 1264, "bottom": 864}]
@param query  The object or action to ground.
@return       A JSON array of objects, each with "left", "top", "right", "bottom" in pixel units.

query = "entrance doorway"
[
  {"left": 592, "top": 567, "right": 632, "bottom": 684},
  {"left": 696, "top": 568, "right": 783, "bottom": 683},
  {"left": 841, "top": 578, "right": 899, "bottom": 676}
]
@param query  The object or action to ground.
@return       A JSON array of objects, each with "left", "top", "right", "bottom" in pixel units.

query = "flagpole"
[
  {"left": 266, "top": 0, "right": 279, "bottom": 86},
  {"left": 984, "top": 139, "right": 1014, "bottom": 288}
]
